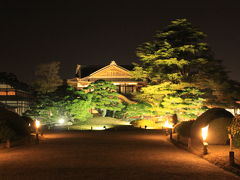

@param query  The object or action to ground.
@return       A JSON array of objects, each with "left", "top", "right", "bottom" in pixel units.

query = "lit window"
[
  {"left": 7, "top": 91, "right": 16, "bottom": 95},
  {"left": 0, "top": 92, "right": 7, "bottom": 96}
]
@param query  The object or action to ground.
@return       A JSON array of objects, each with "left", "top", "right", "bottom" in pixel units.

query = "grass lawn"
[{"left": 70, "top": 116, "right": 130, "bottom": 130}]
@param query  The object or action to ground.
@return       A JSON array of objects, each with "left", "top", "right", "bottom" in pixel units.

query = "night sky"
[{"left": 1, "top": 1, "right": 240, "bottom": 83}]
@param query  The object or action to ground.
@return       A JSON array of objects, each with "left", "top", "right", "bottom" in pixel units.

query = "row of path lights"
[
  {"left": 201, "top": 125, "right": 235, "bottom": 166},
  {"left": 164, "top": 122, "right": 210, "bottom": 155},
  {"left": 166, "top": 123, "right": 235, "bottom": 166}
]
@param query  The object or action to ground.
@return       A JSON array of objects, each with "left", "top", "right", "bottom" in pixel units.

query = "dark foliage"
[
  {"left": 0, "top": 107, "right": 31, "bottom": 141},
  {"left": 0, "top": 72, "right": 31, "bottom": 91},
  {"left": 228, "top": 115, "right": 240, "bottom": 147}
]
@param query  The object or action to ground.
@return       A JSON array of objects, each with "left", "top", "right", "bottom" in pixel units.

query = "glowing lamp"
[
  {"left": 93, "top": 126, "right": 105, "bottom": 130},
  {"left": 59, "top": 118, "right": 65, "bottom": 125},
  {"left": 35, "top": 120, "right": 40, "bottom": 129},
  {"left": 163, "top": 120, "right": 173, "bottom": 129},
  {"left": 35, "top": 120, "right": 40, "bottom": 144},
  {"left": 164, "top": 120, "right": 173, "bottom": 140},
  {"left": 201, "top": 125, "right": 209, "bottom": 142},
  {"left": 201, "top": 125, "right": 209, "bottom": 155}
]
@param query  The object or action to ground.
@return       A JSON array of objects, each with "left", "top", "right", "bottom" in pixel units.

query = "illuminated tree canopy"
[
  {"left": 87, "top": 80, "right": 124, "bottom": 117},
  {"left": 25, "top": 85, "right": 93, "bottom": 124},
  {"left": 132, "top": 19, "right": 239, "bottom": 120}
]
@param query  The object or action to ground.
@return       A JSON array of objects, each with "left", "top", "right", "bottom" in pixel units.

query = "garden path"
[{"left": 0, "top": 130, "right": 239, "bottom": 180}]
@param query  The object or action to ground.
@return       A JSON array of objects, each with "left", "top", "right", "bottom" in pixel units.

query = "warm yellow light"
[
  {"left": 59, "top": 118, "right": 65, "bottom": 124},
  {"left": 35, "top": 120, "right": 40, "bottom": 129},
  {"left": 201, "top": 125, "right": 209, "bottom": 141},
  {"left": 163, "top": 120, "right": 173, "bottom": 128},
  {"left": 93, "top": 126, "right": 106, "bottom": 130}
]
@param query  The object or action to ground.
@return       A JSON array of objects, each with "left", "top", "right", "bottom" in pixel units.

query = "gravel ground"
[
  {"left": 0, "top": 130, "right": 239, "bottom": 180},
  {"left": 172, "top": 133, "right": 240, "bottom": 175}
]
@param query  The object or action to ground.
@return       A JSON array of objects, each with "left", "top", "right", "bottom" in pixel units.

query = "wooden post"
[
  {"left": 228, "top": 134, "right": 235, "bottom": 166},
  {"left": 229, "top": 134, "right": 233, "bottom": 151},
  {"left": 6, "top": 139, "right": 11, "bottom": 148},
  {"left": 35, "top": 133, "right": 39, "bottom": 144},
  {"left": 169, "top": 128, "right": 172, "bottom": 140},
  {"left": 188, "top": 138, "right": 191, "bottom": 149},
  {"left": 229, "top": 151, "right": 235, "bottom": 166}
]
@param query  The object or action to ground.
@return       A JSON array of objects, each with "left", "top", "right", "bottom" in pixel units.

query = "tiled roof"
[
  {"left": 77, "top": 64, "right": 134, "bottom": 78},
  {"left": 81, "top": 78, "right": 140, "bottom": 82}
]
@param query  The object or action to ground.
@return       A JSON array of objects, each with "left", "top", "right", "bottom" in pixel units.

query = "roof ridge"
[{"left": 89, "top": 61, "right": 130, "bottom": 77}]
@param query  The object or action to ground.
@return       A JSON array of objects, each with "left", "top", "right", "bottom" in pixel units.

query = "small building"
[
  {"left": 67, "top": 61, "right": 145, "bottom": 94},
  {"left": 0, "top": 83, "right": 33, "bottom": 115}
]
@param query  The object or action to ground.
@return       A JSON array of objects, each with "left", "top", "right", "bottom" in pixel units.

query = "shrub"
[
  {"left": 0, "top": 124, "right": 16, "bottom": 142},
  {"left": 191, "top": 108, "right": 233, "bottom": 145},
  {"left": 0, "top": 107, "right": 31, "bottom": 141},
  {"left": 174, "top": 120, "right": 195, "bottom": 137},
  {"left": 228, "top": 115, "right": 240, "bottom": 147}
]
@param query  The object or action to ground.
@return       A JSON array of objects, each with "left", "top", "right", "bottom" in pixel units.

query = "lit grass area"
[
  {"left": 70, "top": 117, "right": 130, "bottom": 130},
  {"left": 131, "top": 119, "right": 165, "bottom": 129}
]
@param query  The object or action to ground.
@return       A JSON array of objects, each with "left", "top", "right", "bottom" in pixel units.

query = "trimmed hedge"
[
  {"left": 174, "top": 120, "right": 195, "bottom": 138},
  {"left": 228, "top": 115, "right": 240, "bottom": 147},
  {"left": 191, "top": 108, "right": 233, "bottom": 145},
  {"left": 0, "top": 107, "right": 31, "bottom": 142}
]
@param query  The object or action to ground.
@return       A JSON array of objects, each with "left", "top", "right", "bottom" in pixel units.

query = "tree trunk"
[
  {"left": 102, "top": 109, "right": 107, "bottom": 117},
  {"left": 172, "top": 114, "right": 178, "bottom": 125},
  {"left": 112, "top": 111, "right": 116, "bottom": 118}
]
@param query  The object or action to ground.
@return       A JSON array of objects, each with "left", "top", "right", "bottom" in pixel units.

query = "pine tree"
[
  {"left": 25, "top": 85, "right": 94, "bottom": 124},
  {"left": 34, "top": 61, "right": 63, "bottom": 93},
  {"left": 132, "top": 19, "right": 238, "bottom": 120},
  {"left": 86, "top": 80, "right": 124, "bottom": 117}
]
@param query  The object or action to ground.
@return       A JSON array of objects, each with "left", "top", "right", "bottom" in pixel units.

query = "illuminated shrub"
[
  {"left": 228, "top": 115, "right": 240, "bottom": 147},
  {"left": 174, "top": 120, "right": 195, "bottom": 137},
  {"left": 191, "top": 108, "right": 233, "bottom": 145}
]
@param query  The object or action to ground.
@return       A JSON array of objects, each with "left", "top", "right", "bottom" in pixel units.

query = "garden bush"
[
  {"left": 191, "top": 108, "right": 233, "bottom": 145},
  {"left": 228, "top": 115, "right": 240, "bottom": 147},
  {"left": 0, "top": 107, "right": 31, "bottom": 141},
  {"left": 0, "top": 124, "right": 16, "bottom": 142},
  {"left": 174, "top": 120, "right": 195, "bottom": 137}
]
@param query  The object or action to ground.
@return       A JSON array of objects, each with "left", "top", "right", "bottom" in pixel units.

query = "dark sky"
[{"left": 1, "top": 1, "right": 240, "bottom": 83}]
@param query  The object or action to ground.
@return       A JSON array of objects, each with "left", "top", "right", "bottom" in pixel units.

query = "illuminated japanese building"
[
  {"left": 0, "top": 83, "right": 32, "bottom": 115},
  {"left": 67, "top": 61, "right": 145, "bottom": 94}
]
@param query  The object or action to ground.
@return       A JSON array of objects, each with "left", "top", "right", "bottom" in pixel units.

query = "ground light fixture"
[
  {"left": 35, "top": 120, "right": 41, "bottom": 144},
  {"left": 58, "top": 118, "right": 65, "bottom": 125},
  {"left": 91, "top": 126, "right": 106, "bottom": 130},
  {"left": 201, "top": 125, "right": 209, "bottom": 155},
  {"left": 35, "top": 120, "right": 40, "bottom": 129},
  {"left": 163, "top": 120, "right": 173, "bottom": 140}
]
